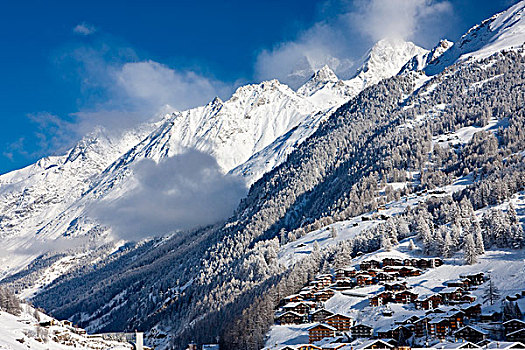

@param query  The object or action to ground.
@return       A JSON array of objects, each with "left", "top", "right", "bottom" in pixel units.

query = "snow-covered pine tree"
[
  {"left": 463, "top": 233, "right": 478, "bottom": 265},
  {"left": 381, "top": 234, "right": 393, "bottom": 252},
  {"left": 408, "top": 239, "right": 416, "bottom": 251}
]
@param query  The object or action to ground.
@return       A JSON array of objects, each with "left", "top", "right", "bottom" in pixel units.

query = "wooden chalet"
[
  {"left": 398, "top": 266, "right": 422, "bottom": 277},
  {"left": 367, "top": 269, "right": 382, "bottom": 278},
  {"left": 382, "top": 258, "right": 404, "bottom": 266},
  {"left": 376, "top": 272, "right": 397, "bottom": 282},
  {"left": 351, "top": 324, "right": 374, "bottom": 339},
  {"left": 432, "top": 341, "right": 480, "bottom": 349},
  {"left": 429, "top": 317, "right": 451, "bottom": 338},
  {"left": 332, "top": 279, "right": 354, "bottom": 290},
  {"left": 459, "top": 272, "right": 485, "bottom": 286},
  {"left": 416, "top": 294, "right": 443, "bottom": 310},
  {"left": 454, "top": 325, "right": 488, "bottom": 343},
  {"left": 384, "top": 282, "right": 407, "bottom": 292},
  {"left": 461, "top": 303, "right": 482, "bottom": 319},
  {"left": 314, "top": 274, "right": 334, "bottom": 288},
  {"left": 276, "top": 311, "right": 306, "bottom": 325},
  {"left": 284, "top": 294, "right": 304, "bottom": 303},
  {"left": 377, "top": 325, "right": 413, "bottom": 339},
  {"left": 321, "top": 344, "right": 347, "bottom": 350},
  {"left": 325, "top": 313, "right": 354, "bottom": 331},
  {"left": 308, "top": 324, "right": 337, "bottom": 343},
  {"left": 370, "top": 291, "right": 393, "bottom": 307},
  {"left": 314, "top": 289, "right": 336, "bottom": 302},
  {"left": 360, "top": 259, "right": 381, "bottom": 271},
  {"left": 300, "top": 289, "right": 315, "bottom": 300},
  {"left": 283, "top": 301, "right": 316, "bottom": 315},
  {"left": 460, "top": 294, "right": 477, "bottom": 303},
  {"left": 394, "top": 290, "right": 418, "bottom": 304},
  {"left": 336, "top": 267, "right": 357, "bottom": 280},
  {"left": 507, "top": 329, "right": 525, "bottom": 343},
  {"left": 483, "top": 341, "right": 525, "bottom": 349},
  {"left": 445, "top": 279, "right": 471, "bottom": 289},
  {"left": 439, "top": 287, "right": 464, "bottom": 303},
  {"left": 445, "top": 311, "right": 465, "bottom": 330},
  {"left": 296, "top": 345, "right": 322, "bottom": 350},
  {"left": 414, "top": 317, "right": 429, "bottom": 337},
  {"left": 503, "top": 319, "right": 525, "bottom": 337},
  {"left": 351, "top": 339, "right": 394, "bottom": 350},
  {"left": 480, "top": 312, "right": 500, "bottom": 323},
  {"left": 356, "top": 274, "right": 375, "bottom": 286},
  {"left": 310, "top": 309, "right": 334, "bottom": 323}
]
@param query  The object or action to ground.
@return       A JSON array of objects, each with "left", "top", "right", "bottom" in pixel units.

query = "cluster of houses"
[
  {"left": 276, "top": 339, "right": 525, "bottom": 350},
  {"left": 273, "top": 256, "right": 525, "bottom": 349}
]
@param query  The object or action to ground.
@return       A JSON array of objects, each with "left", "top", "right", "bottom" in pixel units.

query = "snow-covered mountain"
[
  {"left": 0, "top": 36, "right": 428, "bottom": 282},
  {"left": 425, "top": 0, "right": 525, "bottom": 75}
]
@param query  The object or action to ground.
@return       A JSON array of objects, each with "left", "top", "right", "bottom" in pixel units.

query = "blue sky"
[{"left": 0, "top": 0, "right": 518, "bottom": 174}]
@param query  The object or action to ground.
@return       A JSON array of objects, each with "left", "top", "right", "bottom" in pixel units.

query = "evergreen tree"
[
  {"left": 381, "top": 234, "right": 393, "bottom": 252},
  {"left": 408, "top": 239, "right": 416, "bottom": 251},
  {"left": 463, "top": 233, "right": 478, "bottom": 265},
  {"left": 483, "top": 278, "right": 501, "bottom": 305}
]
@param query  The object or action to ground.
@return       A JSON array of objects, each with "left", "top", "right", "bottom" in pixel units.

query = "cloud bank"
[
  {"left": 90, "top": 149, "right": 247, "bottom": 240},
  {"left": 255, "top": 0, "right": 452, "bottom": 87}
]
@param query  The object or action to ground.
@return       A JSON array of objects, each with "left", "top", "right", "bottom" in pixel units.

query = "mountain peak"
[
  {"left": 425, "top": 0, "right": 525, "bottom": 75},
  {"left": 312, "top": 65, "right": 338, "bottom": 83},
  {"left": 296, "top": 65, "right": 339, "bottom": 97}
]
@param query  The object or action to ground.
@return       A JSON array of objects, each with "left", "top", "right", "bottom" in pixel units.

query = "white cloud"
[
  {"left": 349, "top": 0, "right": 453, "bottom": 43},
  {"left": 115, "top": 60, "right": 225, "bottom": 111},
  {"left": 254, "top": 0, "right": 452, "bottom": 88},
  {"left": 73, "top": 23, "right": 96, "bottom": 36},
  {"left": 90, "top": 149, "right": 247, "bottom": 240}
]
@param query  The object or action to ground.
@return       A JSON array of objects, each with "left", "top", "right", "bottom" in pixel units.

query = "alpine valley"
[{"left": 1, "top": 2, "right": 525, "bottom": 350}]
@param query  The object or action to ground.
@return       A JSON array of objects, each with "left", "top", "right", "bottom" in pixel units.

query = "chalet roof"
[
  {"left": 396, "top": 290, "right": 418, "bottom": 296},
  {"left": 507, "top": 328, "right": 525, "bottom": 336},
  {"left": 446, "top": 279, "right": 469, "bottom": 284},
  {"left": 432, "top": 341, "right": 480, "bottom": 349},
  {"left": 276, "top": 311, "right": 304, "bottom": 318},
  {"left": 454, "top": 325, "right": 489, "bottom": 335},
  {"left": 351, "top": 323, "right": 373, "bottom": 330},
  {"left": 283, "top": 301, "right": 315, "bottom": 308},
  {"left": 460, "top": 303, "right": 482, "bottom": 311},
  {"left": 321, "top": 344, "right": 349, "bottom": 349},
  {"left": 326, "top": 313, "right": 354, "bottom": 321},
  {"left": 284, "top": 294, "right": 303, "bottom": 299},
  {"left": 484, "top": 342, "right": 525, "bottom": 349},
  {"left": 308, "top": 323, "right": 337, "bottom": 331},
  {"left": 350, "top": 339, "right": 394, "bottom": 350},
  {"left": 311, "top": 308, "right": 334, "bottom": 316},
  {"left": 428, "top": 317, "right": 448, "bottom": 325},
  {"left": 459, "top": 272, "right": 484, "bottom": 278},
  {"left": 503, "top": 319, "right": 525, "bottom": 326},
  {"left": 416, "top": 293, "right": 440, "bottom": 301},
  {"left": 439, "top": 287, "right": 463, "bottom": 294}
]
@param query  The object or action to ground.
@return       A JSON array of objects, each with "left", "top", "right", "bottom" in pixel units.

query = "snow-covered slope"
[
  {"left": 425, "top": 0, "right": 525, "bottom": 75},
  {"left": 0, "top": 303, "right": 132, "bottom": 349}
]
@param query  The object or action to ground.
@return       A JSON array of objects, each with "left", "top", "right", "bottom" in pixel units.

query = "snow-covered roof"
[
  {"left": 454, "top": 325, "right": 489, "bottom": 335},
  {"left": 484, "top": 341, "right": 525, "bottom": 349},
  {"left": 307, "top": 323, "right": 337, "bottom": 331},
  {"left": 502, "top": 319, "right": 525, "bottom": 325},
  {"left": 439, "top": 287, "right": 462, "bottom": 294},
  {"left": 349, "top": 339, "right": 394, "bottom": 350},
  {"left": 431, "top": 341, "right": 480, "bottom": 349}
]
